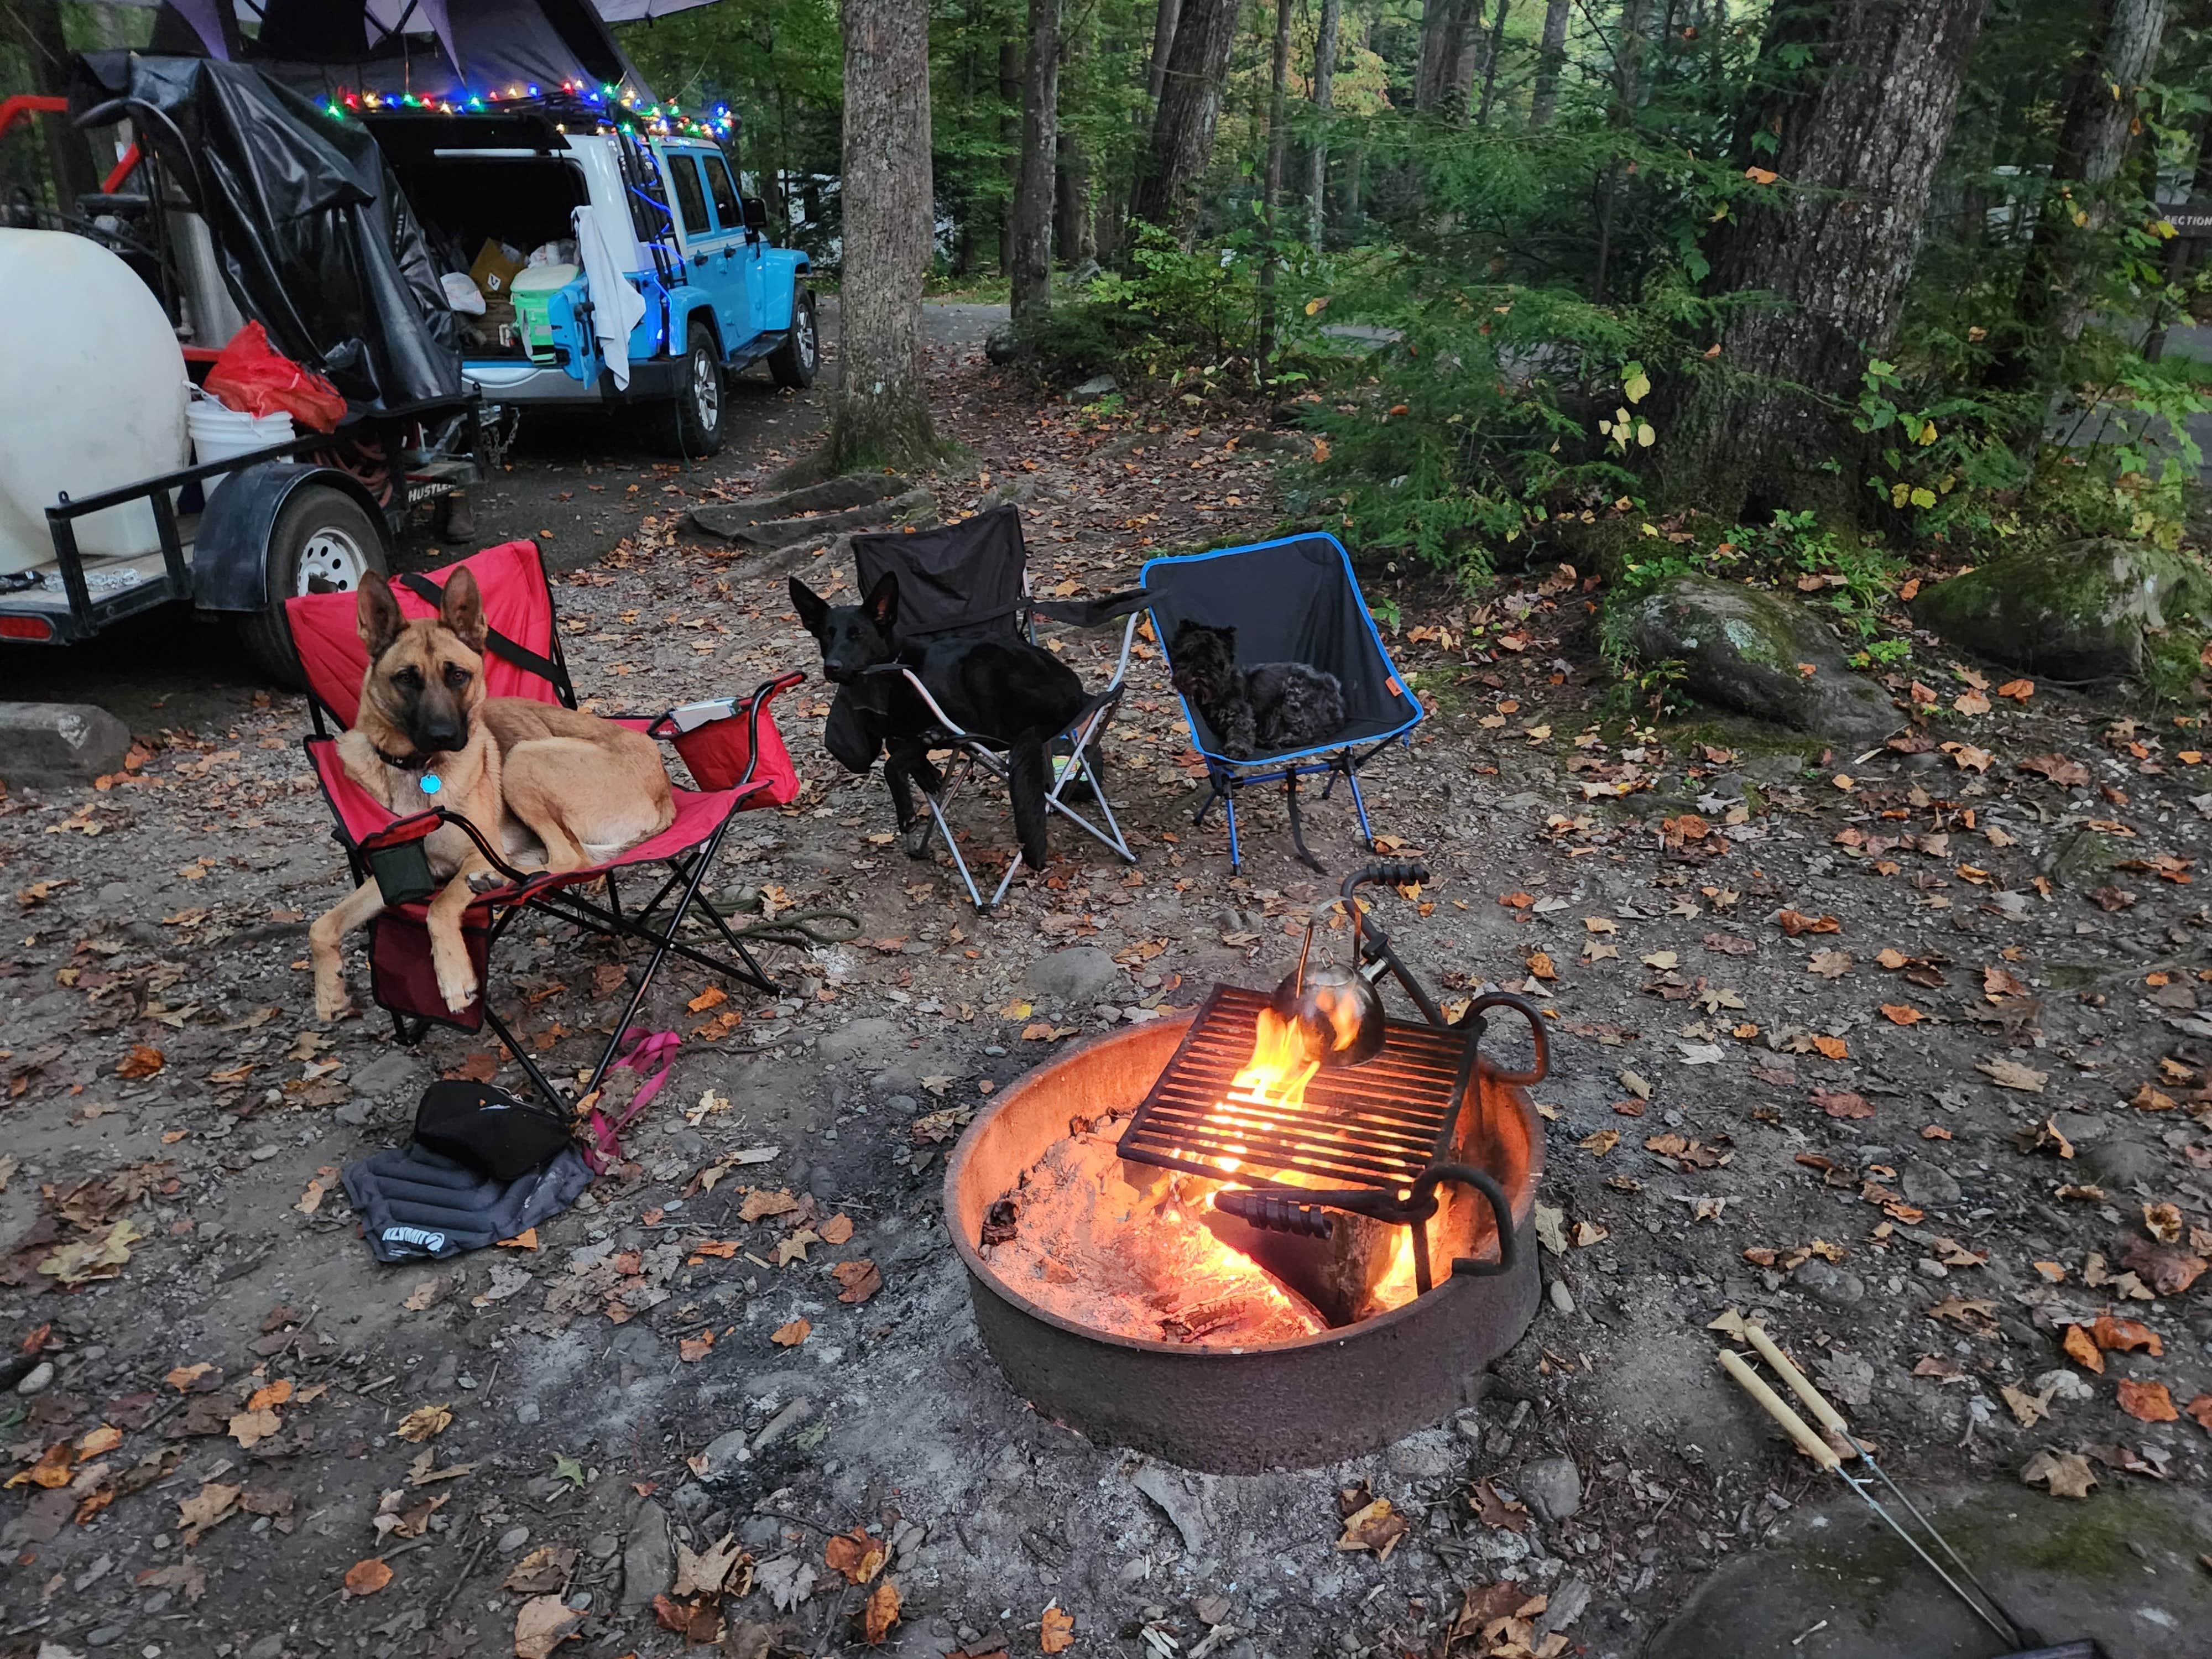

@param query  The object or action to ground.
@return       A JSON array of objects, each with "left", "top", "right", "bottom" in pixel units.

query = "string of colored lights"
[{"left": 316, "top": 77, "right": 734, "bottom": 140}]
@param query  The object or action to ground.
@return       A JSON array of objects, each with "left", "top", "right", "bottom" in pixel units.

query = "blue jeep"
[{"left": 369, "top": 111, "right": 817, "bottom": 456}]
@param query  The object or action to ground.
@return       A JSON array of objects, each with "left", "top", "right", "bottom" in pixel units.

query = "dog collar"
[{"left": 374, "top": 745, "right": 445, "bottom": 796}]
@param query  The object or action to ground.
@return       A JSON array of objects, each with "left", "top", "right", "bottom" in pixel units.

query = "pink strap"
[{"left": 583, "top": 1027, "right": 680, "bottom": 1172}]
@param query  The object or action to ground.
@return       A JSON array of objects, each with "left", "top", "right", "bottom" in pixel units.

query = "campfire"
[{"left": 948, "top": 861, "right": 1553, "bottom": 1471}]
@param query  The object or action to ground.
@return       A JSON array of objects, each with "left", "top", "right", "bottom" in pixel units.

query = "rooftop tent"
[{"left": 129, "top": 0, "right": 701, "bottom": 103}]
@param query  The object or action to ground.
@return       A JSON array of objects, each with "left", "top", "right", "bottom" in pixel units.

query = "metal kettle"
[{"left": 1269, "top": 897, "right": 1389, "bottom": 1067}]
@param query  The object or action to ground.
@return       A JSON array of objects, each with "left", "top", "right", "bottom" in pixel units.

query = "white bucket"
[{"left": 188, "top": 399, "right": 295, "bottom": 501}]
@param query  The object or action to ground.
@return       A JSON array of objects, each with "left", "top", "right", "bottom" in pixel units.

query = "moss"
[{"left": 1719, "top": 615, "right": 1784, "bottom": 668}]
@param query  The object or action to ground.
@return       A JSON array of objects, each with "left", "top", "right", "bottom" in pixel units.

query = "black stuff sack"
[{"left": 411, "top": 1079, "right": 572, "bottom": 1181}]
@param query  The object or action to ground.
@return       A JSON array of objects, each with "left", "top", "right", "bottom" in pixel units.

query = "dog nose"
[{"left": 421, "top": 721, "right": 465, "bottom": 751}]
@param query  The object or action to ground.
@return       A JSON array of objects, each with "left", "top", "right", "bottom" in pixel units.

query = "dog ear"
[
  {"left": 356, "top": 570, "right": 405, "bottom": 660},
  {"left": 864, "top": 570, "right": 899, "bottom": 633},
  {"left": 439, "top": 567, "right": 488, "bottom": 654},
  {"left": 789, "top": 577, "right": 829, "bottom": 639}
]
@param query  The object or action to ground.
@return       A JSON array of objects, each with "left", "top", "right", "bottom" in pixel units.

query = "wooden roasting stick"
[
  {"left": 1716, "top": 1349, "right": 1839, "bottom": 1470},
  {"left": 1744, "top": 1322, "right": 1856, "bottom": 1452}
]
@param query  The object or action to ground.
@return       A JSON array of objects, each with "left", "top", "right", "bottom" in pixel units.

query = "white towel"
[{"left": 572, "top": 206, "right": 648, "bottom": 391}]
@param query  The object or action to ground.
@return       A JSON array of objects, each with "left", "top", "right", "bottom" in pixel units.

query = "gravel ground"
[{"left": 3, "top": 314, "right": 2211, "bottom": 1659}]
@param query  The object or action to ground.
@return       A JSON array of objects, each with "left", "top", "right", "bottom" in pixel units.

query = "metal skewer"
[
  {"left": 1716, "top": 1348, "right": 2023, "bottom": 1647},
  {"left": 1743, "top": 1322, "right": 2030, "bottom": 1647}
]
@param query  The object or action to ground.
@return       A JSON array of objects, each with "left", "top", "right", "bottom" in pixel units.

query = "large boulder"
[
  {"left": 1624, "top": 576, "right": 1897, "bottom": 745},
  {"left": 1911, "top": 536, "right": 2211, "bottom": 680}
]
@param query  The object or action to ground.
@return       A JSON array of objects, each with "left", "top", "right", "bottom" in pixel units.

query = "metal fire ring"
[{"left": 944, "top": 1014, "right": 1545, "bottom": 1474}]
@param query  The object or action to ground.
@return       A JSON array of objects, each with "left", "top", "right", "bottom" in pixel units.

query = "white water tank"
[{"left": 0, "top": 229, "right": 191, "bottom": 577}]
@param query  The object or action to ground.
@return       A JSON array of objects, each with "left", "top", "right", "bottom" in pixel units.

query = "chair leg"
[
  {"left": 1285, "top": 772, "right": 1326, "bottom": 874},
  {"left": 1223, "top": 786, "right": 1242, "bottom": 873},
  {"left": 482, "top": 998, "right": 570, "bottom": 1115},
  {"left": 923, "top": 786, "right": 989, "bottom": 911},
  {"left": 583, "top": 814, "right": 738, "bottom": 1092},
  {"left": 1344, "top": 760, "right": 1380, "bottom": 851}
]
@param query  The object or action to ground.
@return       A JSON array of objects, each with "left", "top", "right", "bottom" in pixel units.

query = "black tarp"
[
  {"left": 244, "top": 0, "right": 650, "bottom": 106},
  {"left": 70, "top": 52, "right": 461, "bottom": 411}
]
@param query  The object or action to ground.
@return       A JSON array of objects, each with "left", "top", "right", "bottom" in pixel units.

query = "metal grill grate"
[{"left": 1117, "top": 985, "right": 1477, "bottom": 1191}]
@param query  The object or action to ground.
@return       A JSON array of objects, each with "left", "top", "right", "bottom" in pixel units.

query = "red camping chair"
[{"left": 288, "top": 540, "right": 804, "bottom": 1113}]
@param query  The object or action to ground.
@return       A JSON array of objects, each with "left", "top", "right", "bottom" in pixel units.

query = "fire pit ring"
[{"left": 946, "top": 1013, "right": 1545, "bottom": 1473}]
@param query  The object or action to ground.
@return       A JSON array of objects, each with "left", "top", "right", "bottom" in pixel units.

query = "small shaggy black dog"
[
  {"left": 791, "top": 571, "right": 1088, "bottom": 870},
  {"left": 1168, "top": 620, "right": 1346, "bottom": 759}
]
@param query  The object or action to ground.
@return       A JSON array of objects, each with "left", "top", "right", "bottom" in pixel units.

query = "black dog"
[
  {"left": 1168, "top": 620, "right": 1346, "bottom": 759},
  {"left": 791, "top": 571, "right": 1089, "bottom": 870}
]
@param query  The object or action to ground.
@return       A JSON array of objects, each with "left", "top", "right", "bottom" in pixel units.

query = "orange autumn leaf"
[
  {"left": 6, "top": 1442, "right": 74, "bottom": 1490},
  {"left": 1499, "top": 891, "right": 1535, "bottom": 909},
  {"left": 2117, "top": 1379, "right": 2179, "bottom": 1423},
  {"left": 1526, "top": 951, "right": 1558, "bottom": 982},
  {"left": 861, "top": 1580, "right": 901, "bottom": 1645},
  {"left": 825, "top": 1527, "right": 886, "bottom": 1585},
  {"left": 1879, "top": 1004, "right": 1924, "bottom": 1025},
  {"left": 2062, "top": 1323, "right": 2104, "bottom": 1374},
  {"left": 770, "top": 1317, "right": 810, "bottom": 1347},
  {"left": 1812, "top": 1035, "right": 1849, "bottom": 1060},
  {"left": 1777, "top": 910, "right": 1841, "bottom": 936},
  {"left": 821, "top": 1214, "right": 855, "bottom": 1245},
  {"left": 678, "top": 1329, "right": 715, "bottom": 1363},
  {"left": 1996, "top": 679, "right": 2035, "bottom": 701},
  {"left": 2090, "top": 1314, "right": 2162, "bottom": 1356},
  {"left": 686, "top": 986, "right": 727, "bottom": 1014},
  {"left": 344, "top": 1558, "right": 394, "bottom": 1595},
  {"left": 117, "top": 1044, "right": 165, "bottom": 1079},
  {"left": 1040, "top": 1605, "right": 1076, "bottom": 1654},
  {"left": 2184, "top": 1395, "right": 2212, "bottom": 1432},
  {"left": 246, "top": 1379, "right": 293, "bottom": 1412}
]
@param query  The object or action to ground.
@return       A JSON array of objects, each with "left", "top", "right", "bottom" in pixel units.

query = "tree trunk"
[
  {"left": 1307, "top": 0, "right": 1342, "bottom": 247},
  {"left": 2013, "top": 0, "right": 2168, "bottom": 352},
  {"left": 1530, "top": 0, "right": 1571, "bottom": 126},
  {"left": 1146, "top": 0, "right": 1182, "bottom": 109},
  {"left": 1663, "top": 0, "right": 1989, "bottom": 522},
  {"left": 1056, "top": 131, "right": 1094, "bottom": 269},
  {"left": 7, "top": 2, "right": 101, "bottom": 211},
  {"left": 1011, "top": 0, "right": 1061, "bottom": 321},
  {"left": 1256, "top": 0, "right": 1296, "bottom": 376},
  {"left": 1474, "top": 0, "right": 1510, "bottom": 127},
  {"left": 998, "top": 34, "right": 1020, "bottom": 274},
  {"left": 1415, "top": 0, "right": 1477, "bottom": 113},
  {"left": 827, "top": 0, "right": 940, "bottom": 473},
  {"left": 1130, "top": 0, "right": 1240, "bottom": 237}
]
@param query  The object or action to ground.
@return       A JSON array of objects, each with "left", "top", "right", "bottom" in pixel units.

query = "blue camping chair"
[{"left": 1144, "top": 533, "right": 1423, "bottom": 873}]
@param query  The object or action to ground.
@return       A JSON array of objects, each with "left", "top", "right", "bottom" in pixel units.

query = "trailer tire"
[
  {"left": 236, "top": 487, "right": 389, "bottom": 688},
  {"left": 768, "top": 288, "right": 818, "bottom": 389},
  {"left": 653, "top": 319, "right": 726, "bottom": 457}
]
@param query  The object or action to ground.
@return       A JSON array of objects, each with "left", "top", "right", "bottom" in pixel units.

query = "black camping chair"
[
  {"left": 1143, "top": 532, "right": 1423, "bottom": 873},
  {"left": 846, "top": 504, "right": 1145, "bottom": 910}
]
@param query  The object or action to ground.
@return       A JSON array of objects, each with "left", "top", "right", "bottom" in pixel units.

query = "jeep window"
[
  {"left": 666, "top": 153, "right": 711, "bottom": 241},
  {"left": 701, "top": 152, "right": 743, "bottom": 231}
]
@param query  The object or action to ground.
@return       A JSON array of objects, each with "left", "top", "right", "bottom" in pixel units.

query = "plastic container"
[
  {"left": 511, "top": 263, "right": 581, "bottom": 364},
  {"left": 0, "top": 229, "right": 190, "bottom": 576},
  {"left": 188, "top": 397, "right": 295, "bottom": 499}
]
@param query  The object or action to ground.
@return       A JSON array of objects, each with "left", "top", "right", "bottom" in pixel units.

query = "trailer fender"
[{"left": 191, "top": 463, "right": 390, "bottom": 614}]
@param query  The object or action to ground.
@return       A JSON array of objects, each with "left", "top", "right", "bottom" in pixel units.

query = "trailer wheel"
[
  {"left": 653, "top": 319, "right": 726, "bottom": 457},
  {"left": 768, "top": 288, "right": 818, "bottom": 389},
  {"left": 236, "top": 487, "right": 389, "bottom": 688}
]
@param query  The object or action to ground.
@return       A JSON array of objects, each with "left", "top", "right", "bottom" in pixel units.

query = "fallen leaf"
[
  {"left": 344, "top": 1558, "right": 394, "bottom": 1595},
  {"left": 1811, "top": 1035, "right": 1849, "bottom": 1061},
  {"left": 39, "top": 1218, "right": 142, "bottom": 1285},
  {"left": 1813, "top": 1089, "right": 1875, "bottom": 1119},
  {"left": 1777, "top": 910, "right": 1841, "bottom": 936},
  {"left": 739, "top": 1189, "right": 802, "bottom": 1223},
  {"left": 672, "top": 1533, "right": 749, "bottom": 1598},
  {"left": 863, "top": 1580, "right": 902, "bottom": 1646},
  {"left": 117, "top": 1044, "right": 165, "bottom": 1079},
  {"left": 1977, "top": 1057, "right": 2047, "bottom": 1093},
  {"left": 228, "top": 1406, "right": 282, "bottom": 1449},
  {"left": 514, "top": 1594, "right": 583, "bottom": 1659},
  {"left": 395, "top": 1404, "right": 452, "bottom": 1443},
  {"left": 1807, "top": 950, "right": 1854, "bottom": 979},
  {"left": 178, "top": 1481, "right": 242, "bottom": 1543},
  {"left": 821, "top": 1214, "right": 855, "bottom": 1245},
  {"left": 2184, "top": 1395, "right": 2212, "bottom": 1433},
  {"left": 1578, "top": 1128, "right": 1620, "bottom": 1156},
  {"left": 1880, "top": 1004, "right": 1924, "bottom": 1025},
  {"left": 832, "top": 1259, "right": 883, "bottom": 1303},
  {"left": 2021, "top": 1448, "right": 2097, "bottom": 1499},
  {"left": 2090, "top": 1314, "right": 2162, "bottom": 1357},
  {"left": 2019, "top": 753, "right": 2091, "bottom": 787},
  {"left": 503, "top": 1546, "right": 578, "bottom": 1595},
  {"left": 1335, "top": 1496, "right": 1410, "bottom": 1561},
  {"left": 679, "top": 1329, "right": 716, "bottom": 1363},
  {"left": 771, "top": 1318, "right": 811, "bottom": 1347},
  {"left": 165, "top": 1362, "right": 218, "bottom": 1392},
  {"left": 1039, "top": 1604, "right": 1074, "bottom": 1655},
  {"left": 2062, "top": 1323, "right": 2105, "bottom": 1374},
  {"left": 2117, "top": 1379, "right": 2179, "bottom": 1423},
  {"left": 826, "top": 1526, "right": 887, "bottom": 1584}
]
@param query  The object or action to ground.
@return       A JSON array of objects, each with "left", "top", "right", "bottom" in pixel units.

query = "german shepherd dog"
[
  {"left": 790, "top": 570, "right": 1087, "bottom": 872},
  {"left": 309, "top": 568, "right": 675, "bottom": 1020}
]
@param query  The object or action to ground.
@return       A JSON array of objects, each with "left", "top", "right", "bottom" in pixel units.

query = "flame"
[{"left": 1204, "top": 1006, "right": 1320, "bottom": 1177}]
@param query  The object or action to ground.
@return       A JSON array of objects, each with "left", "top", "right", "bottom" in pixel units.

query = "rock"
[
  {"left": 1792, "top": 1259, "right": 1866, "bottom": 1308},
  {"left": 1547, "top": 1278, "right": 1575, "bottom": 1314},
  {"left": 818, "top": 1018, "right": 899, "bottom": 1067},
  {"left": 2046, "top": 829, "right": 2124, "bottom": 889},
  {"left": 752, "top": 1398, "right": 813, "bottom": 1453},
  {"left": 1624, "top": 576, "right": 1897, "bottom": 744},
  {"left": 242, "top": 1637, "right": 286, "bottom": 1659},
  {"left": 350, "top": 1049, "right": 426, "bottom": 1099},
  {"left": 15, "top": 1361, "right": 53, "bottom": 1396},
  {"left": 0, "top": 702, "right": 131, "bottom": 790},
  {"left": 1130, "top": 1464, "right": 1208, "bottom": 1555},
  {"left": 2049, "top": 1110, "right": 2108, "bottom": 1146},
  {"left": 1912, "top": 537, "right": 2212, "bottom": 680},
  {"left": 618, "top": 1500, "right": 672, "bottom": 1611},
  {"left": 1024, "top": 946, "right": 1121, "bottom": 1005},
  {"left": 1535, "top": 1578, "right": 1593, "bottom": 1637},
  {"left": 515, "top": 1400, "right": 541, "bottom": 1426},
  {"left": 1068, "top": 373, "right": 1118, "bottom": 402},
  {"left": 499, "top": 1526, "right": 530, "bottom": 1552},
  {"left": 983, "top": 322, "right": 1022, "bottom": 365},
  {"left": 1385, "top": 1428, "right": 1462, "bottom": 1480},
  {"left": 2034, "top": 1368, "right": 2096, "bottom": 1402},
  {"left": 698, "top": 1427, "right": 749, "bottom": 1477},
  {"left": 1517, "top": 1456, "right": 1583, "bottom": 1523},
  {"left": 1899, "top": 1159, "right": 1961, "bottom": 1207},
  {"left": 2084, "top": 1136, "right": 2162, "bottom": 1191}
]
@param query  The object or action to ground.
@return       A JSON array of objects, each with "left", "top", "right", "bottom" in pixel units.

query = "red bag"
[
  {"left": 652, "top": 696, "right": 800, "bottom": 806},
  {"left": 205, "top": 321, "right": 348, "bottom": 432}
]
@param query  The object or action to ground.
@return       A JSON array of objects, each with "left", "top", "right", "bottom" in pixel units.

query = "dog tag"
[{"left": 419, "top": 773, "right": 443, "bottom": 796}]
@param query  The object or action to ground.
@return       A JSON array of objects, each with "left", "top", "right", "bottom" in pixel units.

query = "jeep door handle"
[
  {"left": 721, "top": 247, "right": 735, "bottom": 260},
  {"left": 691, "top": 253, "right": 707, "bottom": 267}
]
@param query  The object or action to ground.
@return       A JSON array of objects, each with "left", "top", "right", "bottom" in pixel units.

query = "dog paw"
[
  {"left": 437, "top": 968, "right": 480, "bottom": 1015},
  {"left": 901, "top": 817, "right": 935, "bottom": 860},
  {"left": 466, "top": 868, "right": 507, "bottom": 894},
  {"left": 315, "top": 989, "right": 356, "bottom": 1022}
]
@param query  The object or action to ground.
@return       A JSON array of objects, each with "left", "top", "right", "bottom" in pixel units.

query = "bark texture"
[
  {"left": 1664, "top": 0, "right": 1989, "bottom": 521},
  {"left": 998, "top": 34, "right": 1020, "bottom": 273},
  {"left": 1307, "top": 0, "right": 1342, "bottom": 246},
  {"left": 7, "top": 2, "right": 101, "bottom": 211},
  {"left": 1530, "top": 0, "right": 1572, "bottom": 127},
  {"left": 1131, "top": 0, "right": 1240, "bottom": 236},
  {"left": 1256, "top": 0, "right": 1296, "bottom": 372},
  {"left": 827, "top": 0, "right": 940, "bottom": 473},
  {"left": 1414, "top": 0, "right": 1478, "bottom": 113},
  {"left": 1145, "top": 0, "right": 1182, "bottom": 109},
  {"left": 1011, "top": 0, "right": 1062, "bottom": 321}
]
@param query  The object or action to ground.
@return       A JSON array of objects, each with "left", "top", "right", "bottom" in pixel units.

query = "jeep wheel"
[
  {"left": 768, "top": 288, "right": 818, "bottom": 389},
  {"left": 236, "top": 486, "right": 389, "bottom": 688},
  {"left": 654, "top": 319, "right": 726, "bottom": 457}
]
